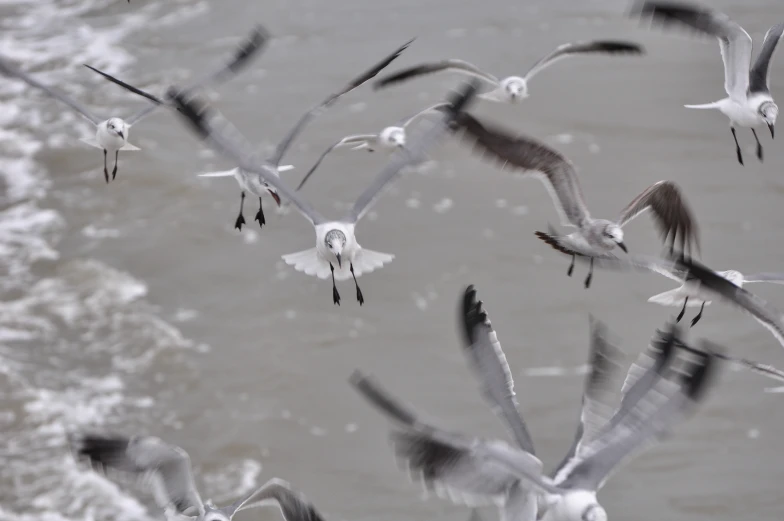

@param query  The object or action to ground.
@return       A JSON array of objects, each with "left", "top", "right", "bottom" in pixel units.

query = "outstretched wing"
[
  {"left": 374, "top": 59, "right": 499, "bottom": 90},
  {"left": 294, "top": 134, "right": 378, "bottom": 191},
  {"left": 230, "top": 478, "right": 325, "bottom": 521},
  {"left": 749, "top": 23, "right": 784, "bottom": 94},
  {"left": 617, "top": 180, "right": 700, "bottom": 257},
  {"left": 524, "top": 40, "right": 644, "bottom": 80}
]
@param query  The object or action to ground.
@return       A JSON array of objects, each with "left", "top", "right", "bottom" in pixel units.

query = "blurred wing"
[
  {"left": 0, "top": 56, "right": 101, "bottom": 124},
  {"left": 269, "top": 38, "right": 413, "bottom": 166},
  {"left": 345, "top": 80, "right": 479, "bottom": 223},
  {"left": 374, "top": 59, "right": 499, "bottom": 90},
  {"left": 399, "top": 102, "right": 449, "bottom": 128},
  {"left": 231, "top": 478, "right": 325, "bottom": 521},
  {"left": 749, "top": 23, "right": 784, "bottom": 94},
  {"left": 460, "top": 285, "right": 536, "bottom": 455},
  {"left": 524, "top": 40, "right": 644, "bottom": 80},
  {"left": 617, "top": 180, "right": 700, "bottom": 257},
  {"left": 451, "top": 112, "right": 590, "bottom": 228},
  {"left": 294, "top": 134, "right": 378, "bottom": 191},
  {"left": 743, "top": 272, "right": 784, "bottom": 284},
  {"left": 71, "top": 434, "right": 204, "bottom": 516}
]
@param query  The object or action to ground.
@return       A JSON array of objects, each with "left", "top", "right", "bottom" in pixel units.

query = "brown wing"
[
  {"left": 617, "top": 180, "right": 700, "bottom": 257},
  {"left": 451, "top": 112, "right": 591, "bottom": 227}
]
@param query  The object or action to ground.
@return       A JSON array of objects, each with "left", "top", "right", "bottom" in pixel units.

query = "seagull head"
[
  {"left": 554, "top": 491, "right": 606, "bottom": 521},
  {"left": 325, "top": 229, "right": 347, "bottom": 267},
  {"left": 106, "top": 118, "right": 127, "bottom": 140},
  {"left": 501, "top": 76, "right": 528, "bottom": 101},
  {"left": 759, "top": 101, "right": 778, "bottom": 139},
  {"left": 380, "top": 126, "right": 406, "bottom": 148},
  {"left": 602, "top": 223, "right": 627, "bottom": 253}
]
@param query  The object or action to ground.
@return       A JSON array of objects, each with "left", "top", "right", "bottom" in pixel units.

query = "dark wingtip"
[
  {"left": 460, "top": 284, "right": 488, "bottom": 347},
  {"left": 594, "top": 40, "right": 646, "bottom": 55},
  {"left": 682, "top": 342, "right": 720, "bottom": 401},
  {"left": 168, "top": 90, "right": 211, "bottom": 139},
  {"left": 445, "top": 79, "right": 479, "bottom": 116},
  {"left": 230, "top": 24, "right": 271, "bottom": 71},
  {"left": 348, "top": 370, "right": 418, "bottom": 426}
]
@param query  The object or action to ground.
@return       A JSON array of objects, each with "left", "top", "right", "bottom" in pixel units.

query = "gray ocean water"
[{"left": 2, "top": 0, "right": 784, "bottom": 519}]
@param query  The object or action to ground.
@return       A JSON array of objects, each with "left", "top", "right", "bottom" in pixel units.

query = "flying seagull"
[
  {"left": 373, "top": 40, "right": 644, "bottom": 103},
  {"left": 0, "top": 25, "right": 268, "bottom": 183},
  {"left": 70, "top": 434, "right": 327, "bottom": 521},
  {"left": 449, "top": 112, "right": 699, "bottom": 288},
  {"left": 633, "top": 1, "right": 783, "bottom": 165},
  {"left": 170, "top": 79, "right": 479, "bottom": 305},
  {"left": 293, "top": 102, "right": 447, "bottom": 192},
  {"left": 349, "top": 326, "right": 717, "bottom": 521},
  {"left": 88, "top": 39, "right": 415, "bottom": 230}
]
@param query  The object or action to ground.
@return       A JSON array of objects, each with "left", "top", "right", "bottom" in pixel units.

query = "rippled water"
[{"left": 2, "top": 0, "right": 784, "bottom": 520}]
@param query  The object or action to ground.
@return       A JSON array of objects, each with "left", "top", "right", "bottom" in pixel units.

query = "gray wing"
[
  {"left": 229, "top": 478, "right": 325, "bottom": 521},
  {"left": 633, "top": 1, "right": 753, "bottom": 101},
  {"left": 460, "top": 285, "right": 536, "bottom": 455},
  {"left": 451, "top": 113, "right": 591, "bottom": 228},
  {"left": 617, "top": 180, "right": 700, "bottom": 257},
  {"left": 0, "top": 56, "right": 101, "bottom": 124},
  {"left": 70, "top": 434, "right": 204, "bottom": 516},
  {"left": 749, "top": 23, "right": 784, "bottom": 94},
  {"left": 268, "top": 38, "right": 413, "bottom": 167},
  {"left": 558, "top": 346, "right": 717, "bottom": 492},
  {"left": 345, "top": 80, "right": 479, "bottom": 223},
  {"left": 294, "top": 134, "right": 379, "bottom": 192},
  {"left": 676, "top": 255, "right": 784, "bottom": 350},
  {"left": 399, "top": 102, "right": 449, "bottom": 128},
  {"left": 550, "top": 317, "right": 624, "bottom": 482},
  {"left": 742, "top": 272, "right": 784, "bottom": 284},
  {"left": 169, "top": 92, "right": 326, "bottom": 225},
  {"left": 374, "top": 59, "right": 499, "bottom": 90},
  {"left": 524, "top": 40, "right": 644, "bottom": 80}
]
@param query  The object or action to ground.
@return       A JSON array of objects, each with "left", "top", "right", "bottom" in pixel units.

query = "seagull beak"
[
  {"left": 336, "top": 253, "right": 342, "bottom": 268},
  {"left": 617, "top": 241, "right": 628, "bottom": 253},
  {"left": 769, "top": 123, "right": 775, "bottom": 139},
  {"left": 269, "top": 190, "right": 281, "bottom": 206},
  {"left": 118, "top": 130, "right": 124, "bottom": 140}
]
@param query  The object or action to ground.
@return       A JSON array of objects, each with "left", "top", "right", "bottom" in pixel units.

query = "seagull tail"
[
  {"left": 684, "top": 101, "right": 722, "bottom": 110},
  {"left": 648, "top": 288, "right": 709, "bottom": 307},
  {"left": 79, "top": 137, "right": 103, "bottom": 149},
  {"left": 282, "top": 248, "right": 331, "bottom": 280}
]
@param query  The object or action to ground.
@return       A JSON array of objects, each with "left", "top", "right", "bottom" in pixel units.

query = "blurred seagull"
[
  {"left": 170, "top": 77, "right": 478, "bottom": 304},
  {"left": 90, "top": 38, "right": 415, "bottom": 230},
  {"left": 293, "top": 102, "right": 447, "bottom": 192},
  {"left": 373, "top": 40, "right": 644, "bottom": 103},
  {"left": 449, "top": 112, "right": 699, "bottom": 288},
  {"left": 70, "top": 434, "right": 328, "bottom": 521},
  {"left": 0, "top": 25, "right": 269, "bottom": 183},
  {"left": 633, "top": 1, "right": 784, "bottom": 164}
]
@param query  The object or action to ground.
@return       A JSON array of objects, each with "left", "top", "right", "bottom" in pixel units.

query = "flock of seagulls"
[{"left": 3, "top": 1, "right": 784, "bottom": 520}]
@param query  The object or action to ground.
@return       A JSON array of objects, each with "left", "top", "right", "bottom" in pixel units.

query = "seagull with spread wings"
[
  {"left": 169, "top": 81, "right": 478, "bottom": 305},
  {"left": 87, "top": 39, "right": 414, "bottom": 230},
  {"left": 449, "top": 112, "right": 699, "bottom": 288},
  {"left": 373, "top": 40, "right": 644, "bottom": 103},
  {"left": 70, "top": 434, "right": 327, "bottom": 521},
  {"left": 633, "top": 1, "right": 783, "bottom": 165},
  {"left": 0, "top": 25, "right": 268, "bottom": 183}
]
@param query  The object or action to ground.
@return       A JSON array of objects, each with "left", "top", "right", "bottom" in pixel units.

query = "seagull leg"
[
  {"left": 567, "top": 254, "right": 575, "bottom": 277},
  {"left": 254, "top": 197, "right": 266, "bottom": 227},
  {"left": 731, "top": 127, "right": 744, "bottom": 165},
  {"left": 111, "top": 150, "right": 119, "bottom": 180},
  {"left": 330, "top": 263, "right": 341, "bottom": 305},
  {"left": 351, "top": 263, "right": 364, "bottom": 305},
  {"left": 584, "top": 257, "right": 594, "bottom": 289},
  {"left": 752, "top": 129, "right": 763, "bottom": 162},
  {"left": 103, "top": 149, "right": 109, "bottom": 183},
  {"left": 235, "top": 191, "right": 247, "bottom": 231},
  {"left": 676, "top": 296, "right": 688, "bottom": 323},
  {"left": 690, "top": 301, "right": 706, "bottom": 327}
]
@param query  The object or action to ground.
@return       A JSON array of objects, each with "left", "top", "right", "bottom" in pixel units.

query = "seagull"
[
  {"left": 649, "top": 269, "right": 784, "bottom": 326},
  {"left": 89, "top": 39, "right": 415, "bottom": 231},
  {"left": 349, "top": 323, "right": 718, "bottom": 521},
  {"left": 169, "top": 80, "right": 478, "bottom": 305},
  {"left": 293, "top": 102, "right": 447, "bottom": 192},
  {"left": 0, "top": 25, "right": 269, "bottom": 183},
  {"left": 449, "top": 112, "right": 700, "bottom": 288},
  {"left": 373, "top": 40, "right": 644, "bottom": 103},
  {"left": 633, "top": 1, "right": 783, "bottom": 165},
  {"left": 70, "top": 434, "right": 327, "bottom": 521}
]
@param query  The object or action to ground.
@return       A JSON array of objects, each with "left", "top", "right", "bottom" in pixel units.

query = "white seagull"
[
  {"left": 449, "top": 112, "right": 700, "bottom": 288},
  {"left": 171, "top": 77, "right": 479, "bottom": 305},
  {"left": 70, "top": 433, "right": 329, "bottom": 521},
  {"left": 0, "top": 25, "right": 269, "bottom": 183},
  {"left": 350, "top": 321, "right": 718, "bottom": 521},
  {"left": 89, "top": 39, "right": 415, "bottom": 230},
  {"left": 634, "top": 1, "right": 784, "bottom": 165},
  {"left": 293, "top": 102, "right": 447, "bottom": 192},
  {"left": 373, "top": 40, "right": 644, "bottom": 103}
]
